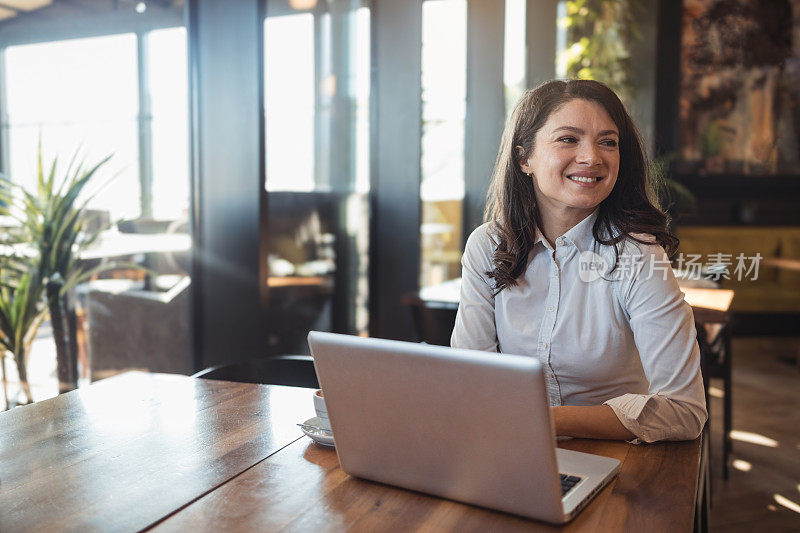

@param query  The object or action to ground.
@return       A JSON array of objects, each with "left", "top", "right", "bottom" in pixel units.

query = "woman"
[{"left": 451, "top": 79, "right": 707, "bottom": 443}]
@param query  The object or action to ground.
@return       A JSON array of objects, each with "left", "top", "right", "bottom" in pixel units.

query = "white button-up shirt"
[{"left": 451, "top": 211, "right": 707, "bottom": 443}]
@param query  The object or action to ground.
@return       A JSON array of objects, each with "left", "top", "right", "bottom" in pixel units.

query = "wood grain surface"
[
  {"left": 0, "top": 372, "right": 314, "bottom": 533},
  {"left": 681, "top": 287, "right": 735, "bottom": 325},
  {"left": 152, "top": 432, "right": 700, "bottom": 532},
  {"left": 1, "top": 373, "right": 700, "bottom": 532}
]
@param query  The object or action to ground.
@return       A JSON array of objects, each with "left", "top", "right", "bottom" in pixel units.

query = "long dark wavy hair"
[{"left": 484, "top": 79, "right": 678, "bottom": 292}]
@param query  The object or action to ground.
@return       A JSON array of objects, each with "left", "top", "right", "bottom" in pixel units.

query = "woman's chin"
[{"left": 566, "top": 199, "right": 604, "bottom": 211}]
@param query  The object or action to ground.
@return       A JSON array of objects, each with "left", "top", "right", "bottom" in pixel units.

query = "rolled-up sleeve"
[
  {"left": 604, "top": 243, "right": 708, "bottom": 443},
  {"left": 451, "top": 225, "right": 498, "bottom": 352}
]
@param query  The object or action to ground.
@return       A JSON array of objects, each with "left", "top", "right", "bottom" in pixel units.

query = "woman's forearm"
[{"left": 551, "top": 405, "right": 635, "bottom": 441}]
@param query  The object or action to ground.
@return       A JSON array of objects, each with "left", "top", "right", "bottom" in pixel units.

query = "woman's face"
[{"left": 520, "top": 98, "right": 620, "bottom": 218}]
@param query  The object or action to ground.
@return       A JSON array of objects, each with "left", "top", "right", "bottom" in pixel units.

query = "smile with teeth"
[{"left": 567, "top": 175, "right": 603, "bottom": 183}]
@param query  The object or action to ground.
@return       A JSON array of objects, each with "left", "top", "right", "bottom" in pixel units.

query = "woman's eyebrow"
[{"left": 552, "top": 126, "right": 619, "bottom": 137}]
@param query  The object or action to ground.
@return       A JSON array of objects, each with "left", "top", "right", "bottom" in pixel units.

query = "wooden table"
[
  {"left": 0, "top": 372, "right": 702, "bottom": 532},
  {"left": 78, "top": 231, "right": 192, "bottom": 261},
  {"left": 681, "top": 287, "right": 735, "bottom": 326}
]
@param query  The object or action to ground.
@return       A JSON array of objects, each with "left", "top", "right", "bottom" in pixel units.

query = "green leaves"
[
  {"left": 0, "top": 142, "right": 114, "bottom": 400},
  {"left": 649, "top": 152, "right": 697, "bottom": 214},
  {"left": 557, "top": 0, "right": 645, "bottom": 105},
  {"left": 1, "top": 147, "right": 114, "bottom": 286}
]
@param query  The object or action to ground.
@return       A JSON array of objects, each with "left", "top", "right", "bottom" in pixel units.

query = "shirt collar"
[
  {"left": 562, "top": 209, "right": 599, "bottom": 253},
  {"left": 534, "top": 209, "right": 599, "bottom": 253}
]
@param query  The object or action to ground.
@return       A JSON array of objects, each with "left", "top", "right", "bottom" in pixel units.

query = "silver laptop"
[{"left": 307, "top": 331, "right": 620, "bottom": 524}]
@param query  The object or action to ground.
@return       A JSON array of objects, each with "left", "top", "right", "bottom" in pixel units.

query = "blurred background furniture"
[
  {"left": 86, "top": 276, "right": 192, "bottom": 381},
  {"left": 263, "top": 192, "right": 339, "bottom": 356},
  {"left": 401, "top": 296, "right": 458, "bottom": 347},
  {"left": 676, "top": 227, "right": 800, "bottom": 335},
  {"left": 680, "top": 283, "right": 735, "bottom": 482},
  {"left": 402, "top": 278, "right": 459, "bottom": 346},
  {"left": 84, "top": 217, "right": 191, "bottom": 291},
  {"left": 193, "top": 355, "right": 319, "bottom": 389}
]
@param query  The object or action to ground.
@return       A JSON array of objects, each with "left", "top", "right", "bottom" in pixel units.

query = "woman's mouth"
[{"left": 567, "top": 174, "right": 604, "bottom": 184}]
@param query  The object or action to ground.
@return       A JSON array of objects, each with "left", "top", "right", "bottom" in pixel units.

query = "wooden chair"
[
  {"left": 677, "top": 275, "right": 734, "bottom": 481},
  {"left": 193, "top": 355, "right": 320, "bottom": 389},
  {"left": 696, "top": 320, "right": 733, "bottom": 481}
]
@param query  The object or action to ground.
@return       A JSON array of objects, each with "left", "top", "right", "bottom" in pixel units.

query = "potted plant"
[
  {"left": 0, "top": 256, "right": 48, "bottom": 406},
  {"left": 0, "top": 144, "right": 127, "bottom": 401}
]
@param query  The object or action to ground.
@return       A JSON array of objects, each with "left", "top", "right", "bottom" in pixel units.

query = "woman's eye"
[
  {"left": 557, "top": 136, "right": 578, "bottom": 143},
  {"left": 601, "top": 139, "right": 618, "bottom": 147}
]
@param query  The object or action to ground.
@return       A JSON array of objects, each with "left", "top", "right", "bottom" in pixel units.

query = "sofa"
[{"left": 675, "top": 227, "right": 800, "bottom": 333}]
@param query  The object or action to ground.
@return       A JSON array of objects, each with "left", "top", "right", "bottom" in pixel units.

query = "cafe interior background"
[{"left": 0, "top": 0, "right": 798, "bottom": 529}]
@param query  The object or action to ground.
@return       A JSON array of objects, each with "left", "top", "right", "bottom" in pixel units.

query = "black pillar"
[
  {"left": 370, "top": 0, "right": 422, "bottom": 341},
  {"left": 187, "top": 0, "right": 266, "bottom": 369}
]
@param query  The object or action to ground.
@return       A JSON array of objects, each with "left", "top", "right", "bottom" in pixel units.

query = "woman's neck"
[{"left": 537, "top": 206, "right": 595, "bottom": 247}]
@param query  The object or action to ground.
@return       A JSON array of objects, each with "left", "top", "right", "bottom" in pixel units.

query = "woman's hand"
[{"left": 551, "top": 405, "right": 636, "bottom": 441}]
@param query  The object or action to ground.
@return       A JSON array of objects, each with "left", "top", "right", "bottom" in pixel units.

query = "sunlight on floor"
[
  {"left": 773, "top": 494, "right": 800, "bottom": 515},
  {"left": 709, "top": 385, "right": 724, "bottom": 398},
  {"left": 732, "top": 459, "right": 752, "bottom": 472},
  {"left": 730, "top": 430, "right": 779, "bottom": 448}
]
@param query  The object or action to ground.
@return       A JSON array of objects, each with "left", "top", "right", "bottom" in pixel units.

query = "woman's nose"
[{"left": 576, "top": 144, "right": 602, "bottom": 165}]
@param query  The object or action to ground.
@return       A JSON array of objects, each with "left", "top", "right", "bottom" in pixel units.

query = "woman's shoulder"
[
  {"left": 622, "top": 232, "right": 667, "bottom": 261},
  {"left": 591, "top": 231, "right": 671, "bottom": 290},
  {"left": 465, "top": 221, "right": 501, "bottom": 251},
  {"left": 462, "top": 222, "right": 501, "bottom": 270},
  {"left": 592, "top": 228, "right": 665, "bottom": 259}
]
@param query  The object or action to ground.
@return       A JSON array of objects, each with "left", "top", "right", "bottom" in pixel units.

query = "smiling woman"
[
  {"left": 452, "top": 79, "right": 707, "bottom": 443},
  {"left": 520, "top": 99, "right": 620, "bottom": 233}
]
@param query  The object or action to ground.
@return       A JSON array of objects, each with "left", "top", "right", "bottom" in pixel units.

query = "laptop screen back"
[{"left": 308, "top": 331, "right": 565, "bottom": 523}]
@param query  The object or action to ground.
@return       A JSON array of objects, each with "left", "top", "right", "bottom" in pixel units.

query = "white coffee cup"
[{"left": 313, "top": 389, "right": 330, "bottom": 429}]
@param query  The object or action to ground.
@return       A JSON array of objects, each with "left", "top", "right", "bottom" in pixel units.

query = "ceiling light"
[
  {"left": 135, "top": 1, "right": 146, "bottom": 14},
  {"left": 289, "top": 0, "right": 317, "bottom": 10},
  {"left": 0, "top": 0, "right": 52, "bottom": 11},
  {"left": 0, "top": 7, "right": 17, "bottom": 20}
]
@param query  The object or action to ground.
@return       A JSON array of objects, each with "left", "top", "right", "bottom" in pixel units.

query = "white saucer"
[{"left": 300, "top": 416, "right": 335, "bottom": 447}]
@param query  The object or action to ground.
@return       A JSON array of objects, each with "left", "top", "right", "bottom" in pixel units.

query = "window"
[
  {"left": 420, "top": 0, "right": 467, "bottom": 289},
  {"left": 3, "top": 28, "right": 190, "bottom": 223},
  {"left": 148, "top": 27, "right": 190, "bottom": 221},
  {"left": 265, "top": 13, "right": 315, "bottom": 192},
  {"left": 504, "top": 0, "right": 527, "bottom": 116},
  {"left": 0, "top": 17, "right": 192, "bottom": 397},
  {"left": 4, "top": 34, "right": 140, "bottom": 219},
  {"left": 263, "top": 3, "right": 371, "bottom": 354}
]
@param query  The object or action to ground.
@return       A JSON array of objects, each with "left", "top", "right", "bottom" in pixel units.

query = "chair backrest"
[{"left": 193, "top": 355, "right": 320, "bottom": 388}]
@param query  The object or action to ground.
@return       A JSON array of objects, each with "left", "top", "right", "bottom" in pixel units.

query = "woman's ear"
[{"left": 516, "top": 145, "right": 531, "bottom": 175}]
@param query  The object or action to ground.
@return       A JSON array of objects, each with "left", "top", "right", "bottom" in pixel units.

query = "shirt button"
[
  {"left": 557, "top": 237, "right": 566, "bottom": 246},
  {"left": 541, "top": 342, "right": 548, "bottom": 350},
  {"left": 548, "top": 305, "right": 555, "bottom": 313}
]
